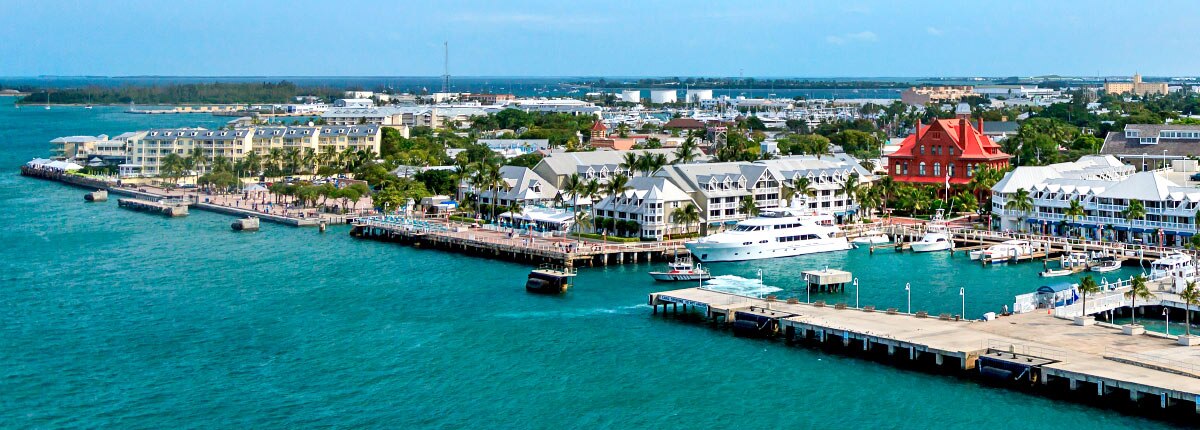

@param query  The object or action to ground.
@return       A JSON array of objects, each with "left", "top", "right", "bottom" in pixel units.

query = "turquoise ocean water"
[{"left": 0, "top": 98, "right": 1175, "bottom": 428}]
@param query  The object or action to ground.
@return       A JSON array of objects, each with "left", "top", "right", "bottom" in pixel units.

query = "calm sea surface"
[{"left": 0, "top": 98, "right": 1172, "bottom": 428}]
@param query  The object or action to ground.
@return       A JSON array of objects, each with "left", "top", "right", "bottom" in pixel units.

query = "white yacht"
[
  {"left": 648, "top": 257, "right": 712, "bottom": 282},
  {"left": 969, "top": 240, "right": 1035, "bottom": 261},
  {"left": 685, "top": 208, "right": 850, "bottom": 262},
  {"left": 909, "top": 210, "right": 954, "bottom": 253},
  {"left": 1150, "top": 253, "right": 1197, "bottom": 281},
  {"left": 850, "top": 230, "right": 891, "bottom": 245}
]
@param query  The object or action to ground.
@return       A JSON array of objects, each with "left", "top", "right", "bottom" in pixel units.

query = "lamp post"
[
  {"left": 757, "top": 269, "right": 764, "bottom": 298},
  {"left": 1164, "top": 308, "right": 1171, "bottom": 336},
  {"left": 905, "top": 282, "right": 911, "bottom": 314},
  {"left": 854, "top": 278, "right": 860, "bottom": 309},
  {"left": 960, "top": 286, "right": 966, "bottom": 319}
]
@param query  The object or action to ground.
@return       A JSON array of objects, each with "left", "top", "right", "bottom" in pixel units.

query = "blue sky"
[{"left": 2, "top": 0, "right": 1199, "bottom": 77}]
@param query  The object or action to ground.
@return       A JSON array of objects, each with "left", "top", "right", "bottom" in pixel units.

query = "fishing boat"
[
  {"left": 1089, "top": 256, "right": 1121, "bottom": 273},
  {"left": 850, "top": 230, "right": 890, "bottom": 245},
  {"left": 910, "top": 210, "right": 953, "bottom": 253},
  {"left": 648, "top": 257, "right": 712, "bottom": 282},
  {"left": 1040, "top": 252, "right": 1087, "bottom": 277},
  {"left": 525, "top": 264, "right": 576, "bottom": 294},
  {"left": 1149, "top": 253, "right": 1197, "bottom": 281},
  {"left": 970, "top": 240, "right": 1034, "bottom": 261}
]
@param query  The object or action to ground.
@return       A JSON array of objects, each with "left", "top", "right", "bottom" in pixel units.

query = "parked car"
[{"left": 1190, "top": 172, "right": 1200, "bottom": 181}]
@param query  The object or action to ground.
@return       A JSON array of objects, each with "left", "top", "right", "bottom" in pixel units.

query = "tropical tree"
[
  {"left": 1124, "top": 274, "right": 1153, "bottom": 325},
  {"left": 874, "top": 175, "right": 896, "bottom": 218},
  {"left": 840, "top": 174, "right": 860, "bottom": 221},
  {"left": 1181, "top": 281, "right": 1200, "bottom": 337},
  {"left": 561, "top": 173, "right": 584, "bottom": 229},
  {"left": 506, "top": 201, "right": 524, "bottom": 232},
  {"left": 1121, "top": 199, "right": 1147, "bottom": 243},
  {"left": 794, "top": 177, "right": 816, "bottom": 206},
  {"left": 673, "top": 136, "right": 699, "bottom": 164},
  {"left": 188, "top": 147, "right": 208, "bottom": 179},
  {"left": 242, "top": 151, "right": 262, "bottom": 178},
  {"left": 671, "top": 203, "right": 701, "bottom": 236},
  {"left": 624, "top": 153, "right": 643, "bottom": 176},
  {"left": 584, "top": 178, "right": 602, "bottom": 233},
  {"left": 604, "top": 174, "right": 632, "bottom": 213},
  {"left": 1003, "top": 188, "right": 1034, "bottom": 231},
  {"left": 738, "top": 195, "right": 759, "bottom": 217},
  {"left": 1065, "top": 198, "right": 1086, "bottom": 238},
  {"left": 620, "top": 152, "right": 640, "bottom": 176},
  {"left": 1077, "top": 275, "right": 1100, "bottom": 318},
  {"left": 160, "top": 153, "right": 187, "bottom": 187}
]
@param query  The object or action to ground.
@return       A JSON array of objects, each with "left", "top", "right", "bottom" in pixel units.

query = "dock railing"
[
  {"left": 1103, "top": 347, "right": 1200, "bottom": 377},
  {"left": 986, "top": 339, "right": 1069, "bottom": 360}
]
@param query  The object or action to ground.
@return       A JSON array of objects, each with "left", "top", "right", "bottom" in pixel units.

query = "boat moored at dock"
[
  {"left": 684, "top": 208, "right": 850, "bottom": 262},
  {"left": 649, "top": 257, "right": 712, "bottom": 282},
  {"left": 909, "top": 210, "right": 953, "bottom": 253}
]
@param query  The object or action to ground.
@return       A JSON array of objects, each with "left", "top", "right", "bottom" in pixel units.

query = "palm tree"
[
  {"left": 794, "top": 177, "right": 816, "bottom": 207},
  {"left": 738, "top": 195, "right": 759, "bottom": 217},
  {"left": 840, "top": 174, "right": 861, "bottom": 221},
  {"left": 875, "top": 175, "right": 896, "bottom": 218},
  {"left": 266, "top": 148, "right": 284, "bottom": 177},
  {"left": 1003, "top": 188, "right": 1034, "bottom": 231},
  {"left": 1181, "top": 281, "right": 1200, "bottom": 337},
  {"left": 188, "top": 147, "right": 208, "bottom": 179},
  {"left": 1124, "top": 274, "right": 1153, "bottom": 325},
  {"left": 506, "top": 201, "right": 524, "bottom": 232},
  {"left": 646, "top": 153, "right": 668, "bottom": 176},
  {"left": 605, "top": 174, "right": 632, "bottom": 205},
  {"left": 671, "top": 203, "right": 701, "bottom": 236},
  {"left": 301, "top": 147, "right": 317, "bottom": 175},
  {"left": 242, "top": 151, "right": 262, "bottom": 178},
  {"left": 561, "top": 173, "right": 584, "bottom": 231},
  {"left": 1078, "top": 275, "right": 1100, "bottom": 318},
  {"left": 620, "top": 152, "right": 640, "bottom": 176},
  {"left": 1065, "top": 198, "right": 1086, "bottom": 238},
  {"left": 673, "top": 136, "right": 699, "bottom": 164},
  {"left": 584, "top": 178, "right": 602, "bottom": 233},
  {"left": 1121, "top": 199, "right": 1147, "bottom": 243}
]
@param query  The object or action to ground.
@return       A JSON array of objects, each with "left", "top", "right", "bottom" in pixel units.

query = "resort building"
[
  {"left": 654, "top": 162, "right": 783, "bottom": 231},
  {"left": 755, "top": 154, "right": 875, "bottom": 220},
  {"left": 531, "top": 148, "right": 685, "bottom": 189},
  {"left": 1103, "top": 74, "right": 1168, "bottom": 97},
  {"left": 50, "top": 135, "right": 109, "bottom": 160},
  {"left": 129, "top": 128, "right": 253, "bottom": 176},
  {"left": 989, "top": 155, "right": 1200, "bottom": 245},
  {"left": 887, "top": 111, "right": 1011, "bottom": 185},
  {"left": 250, "top": 127, "right": 319, "bottom": 155},
  {"left": 476, "top": 166, "right": 559, "bottom": 208},
  {"left": 1100, "top": 123, "right": 1200, "bottom": 169},
  {"left": 473, "top": 139, "right": 549, "bottom": 159},
  {"left": 900, "top": 86, "right": 977, "bottom": 106},
  {"left": 315, "top": 125, "right": 381, "bottom": 155},
  {"left": 592, "top": 176, "right": 698, "bottom": 239}
]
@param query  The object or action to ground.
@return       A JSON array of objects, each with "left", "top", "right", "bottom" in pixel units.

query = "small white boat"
[
  {"left": 910, "top": 210, "right": 954, "bottom": 253},
  {"left": 910, "top": 232, "right": 953, "bottom": 252},
  {"left": 974, "top": 240, "right": 1035, "bottom": 261},
  {"left": 851, "top": 230, "right": 890, "bottom": 245},
  {"left": 649, "top": 257, "right": 713, "bottom": 282},
  {"left": 1039, "top": 268, "right": 1074, "bottom": 277},
  {"left": 1090, "top": 257, "right": 1121, "bottom": 273}
]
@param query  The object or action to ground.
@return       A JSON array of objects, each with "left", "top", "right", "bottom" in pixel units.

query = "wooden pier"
[
  {"left": 649, "top": 287, "right": 1200, "bottom": 420},
  {"left": 350, "top": 217, "right": 687, "bottom": 267},
  {"left": 117, "top": 198, "right": 188, "bottom": 217}
]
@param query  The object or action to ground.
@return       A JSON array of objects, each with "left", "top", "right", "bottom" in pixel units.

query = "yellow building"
[{"left": 1104, "top": 74, "right": 1168, "bottom": 96}]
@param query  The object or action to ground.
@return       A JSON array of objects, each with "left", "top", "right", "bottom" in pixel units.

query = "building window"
[
  {"left": 948, "top": 163, "right": 955, "bottom": 177},
  {"left": 919, "top": 145, "right": 924, "bottom": 155},
  {"left": 895, "top": 164, "right": 902, "bottom": 175},
  {"left": 933, "top": 162, "right": 941, "bottom": 177},
  {"left": 949, "top": 146, "right": 955, "bottom": 155},
  {"left": 919, "top": 162, "right": 926, "bottom": 176}
]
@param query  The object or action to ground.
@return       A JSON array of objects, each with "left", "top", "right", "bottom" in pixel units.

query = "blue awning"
[{"left": 724, "top": 220, "right": 739, "bottom": 225}]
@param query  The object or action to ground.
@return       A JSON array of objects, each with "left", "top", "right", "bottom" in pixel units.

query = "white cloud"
[
  {"left": 847, "top": 31, "right": 877, "bottom": 42},
  {"left": 826, "top": 31, "right": 877, "bottom": 45},
  {"left": 926, "top": 27, "right": 943, "bottom": 36}
]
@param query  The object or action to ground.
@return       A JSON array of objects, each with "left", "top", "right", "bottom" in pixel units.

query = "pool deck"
[{"left": 650, "top": 287, "right": 1200, "bottom": 412}]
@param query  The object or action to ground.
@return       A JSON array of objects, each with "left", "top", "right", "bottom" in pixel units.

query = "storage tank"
[
  {"left": 685, "top": 89, "right": 713, "bottom": 103},
  {"left": 650, "top": 90, "right": 677, "bottom": 104},
  {"left": 620, "top": 90, "right": 641, "bottom": 103}
]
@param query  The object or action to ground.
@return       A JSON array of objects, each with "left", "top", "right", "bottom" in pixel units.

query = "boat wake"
[{"left": 702, "top": 275, "right": 783, "bottom": 296}]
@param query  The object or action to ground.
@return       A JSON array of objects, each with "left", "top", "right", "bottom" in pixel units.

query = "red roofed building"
[
  {"left": 887, "top": 113, "right": 1011, "bottom": 185},
  {"left": 590, "top": 120, "right": 608, "bottom": 140}
]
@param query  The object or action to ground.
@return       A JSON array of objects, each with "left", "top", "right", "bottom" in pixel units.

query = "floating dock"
[
  {"left": 117, "top": 198, "right": 188, "bottom": 217},
  {"left": 649, "top": 287, "right": 1200, "bottom": 420},
  {"left": 801, "top": 268, "right": 852, "bottom": 293}
]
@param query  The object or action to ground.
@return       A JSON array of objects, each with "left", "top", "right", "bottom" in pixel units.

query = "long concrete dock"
[
  {"left": 117, "top": 198, "right": 188, "bottom": 217},
  {"left": 650, "top": 287, "right": 1200, "bottom": 419},
  {"left": 351, "top": 217, "right": 687, "bottom": 267}
]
